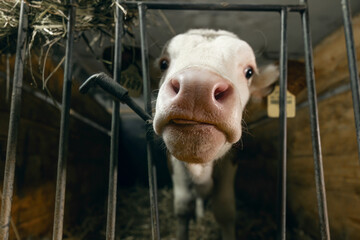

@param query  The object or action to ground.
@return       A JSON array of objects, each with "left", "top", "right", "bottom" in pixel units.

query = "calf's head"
[{"left": 153, "top": 29, "right": 278, "bottom": 164}]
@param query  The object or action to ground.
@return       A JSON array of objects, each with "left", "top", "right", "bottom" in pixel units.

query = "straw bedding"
[{"left": 63, "top": 185, "right": 282, "bottom": 240}]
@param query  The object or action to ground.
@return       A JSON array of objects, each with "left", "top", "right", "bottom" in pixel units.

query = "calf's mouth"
[
  {"left": 162, "top": 118, "right": 228, "bottom": 164},
  {"left": 171, "top": 118, "right": 212, "bottom": 125}
]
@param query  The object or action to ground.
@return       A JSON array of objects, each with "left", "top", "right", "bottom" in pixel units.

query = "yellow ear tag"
[{"left": 267, "top": 85, "right": 296, "bottom": 118}]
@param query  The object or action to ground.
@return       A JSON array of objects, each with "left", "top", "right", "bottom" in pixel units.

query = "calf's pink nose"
[{"left": 165, "top": 68, "right": 234, "bottom": 113}]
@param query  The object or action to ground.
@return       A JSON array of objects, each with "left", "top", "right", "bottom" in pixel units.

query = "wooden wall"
[
  {"left": 237, "top": 14, "right": 360, "bottom": 239},
  {"left": 0, "top": 54, "right": 111, "bottom": 239}
]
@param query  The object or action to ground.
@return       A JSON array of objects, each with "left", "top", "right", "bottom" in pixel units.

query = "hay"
[
  {"left": 62, "top": 186, "right": 220, "bottom": 240},
  {"left": 0, "top": 0, "right": 137, "bottom": 54},
  {"left": 114, "top": 186, "right": 221, "bottom": 240},
  {"left": 0, "top": 0, "right": 140, "bottom": 95},
  {"left": 62, "top": 185, "right": 287, "bottom": 240}
]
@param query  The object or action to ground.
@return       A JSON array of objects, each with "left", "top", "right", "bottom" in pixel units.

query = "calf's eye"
[
  {"left": 159, "top": 58, "right": 170, "bottom": 71},
  {"left": 244, "top": 67, "right": 254, "bottom": 80}
]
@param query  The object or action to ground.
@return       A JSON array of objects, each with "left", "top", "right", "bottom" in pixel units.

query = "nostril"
[
  {"left": 214, "top": 83, "right": 230, "bottom": 102},
  {"left": 171, "top": 78, "right": 180, "bottom": 94}
]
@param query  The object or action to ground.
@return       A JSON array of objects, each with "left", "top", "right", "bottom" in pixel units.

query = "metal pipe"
[
  {"left": 277, "top": 7, "right": 288, "bottom": 240},
  {"left": 300, "top": 0, "right": 330, "bottom": 239},
  {"left": 297, "top": 83, "right": 351, "bottom": 109},
  {"left": 106, "top": 1, "right": 123, "bottom": 239},
  {"left": 125, "top": 2, "right": 306, "bottom": 12},
  {"left": 79, "top": 73, "right": 152, "bottom": 122},
  {"left": 341, "top": 0, "right": 360, "bottom": 162},
  {"left": 52, "top": 1, "right": 76, "bottom": 239},
  {"left": 0, "top": 1, "right": 28, "bottom": 239},
  {"left": 139, "top": 3, "right": 160, "bottom": 240}
]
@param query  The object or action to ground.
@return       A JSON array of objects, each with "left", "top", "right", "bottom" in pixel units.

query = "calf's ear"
[{"left": 250, "top": 64, "right": 279, "bottom": 100}]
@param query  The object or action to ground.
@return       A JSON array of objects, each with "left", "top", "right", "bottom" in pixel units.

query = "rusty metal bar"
[
  {"left": 0, "top": 1, "right": 28, "bottom": 239},
  {"left": 341, "top": 0, "right": 360, "bottom": 162},
  {"left": 52, "top": 1, "right": 76, "bottom": 239},
  {"left": 105, "top": 1, "right": 123, "bottom": 239},
  {"left": 277, "top": 7, "right": 288, "bottom": 240},
  {"left": 300, "top": 0, "right": 330, "bottom": 239},
  {"left": 138, "top": 3, "right": 161, "bottom": 239}
]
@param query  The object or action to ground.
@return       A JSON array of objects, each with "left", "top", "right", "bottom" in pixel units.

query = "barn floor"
[{"left": 62, "top": 185, "right": 314, "bottom": 240}]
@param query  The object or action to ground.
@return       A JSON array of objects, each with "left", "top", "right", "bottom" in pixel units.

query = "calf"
[{"left": 153, "top": 29, "right": 279, "bottom": 240}]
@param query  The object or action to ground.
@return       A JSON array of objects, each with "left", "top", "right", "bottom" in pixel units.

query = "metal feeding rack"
[{"left": 1, "top": 1, "right": 359, "bottom": 240}]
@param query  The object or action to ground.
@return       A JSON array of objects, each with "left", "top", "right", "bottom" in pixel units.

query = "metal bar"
[
  {"left": 105, "top": 1, "right": 123, "bottom": 239},
  {"left": 300, "top": 0, "right": 330, "bottom": 239},
  {"left": 277, "top": 7, "right": 288, "bottom": 240},
  {"left": 341, "top": 0, "right": 360, "bottom": 161},
  {"left": 125, "top": 2, "right": 306, "bottom": 12},
  {"left": 138, "top": 3, "right": 160, "bottom": 240},
  {"left": 52, "top": 1, "right": 76, "bottom": 239},
  {"left": 0, "top": 1, "right": 28, "bottom": 239}
]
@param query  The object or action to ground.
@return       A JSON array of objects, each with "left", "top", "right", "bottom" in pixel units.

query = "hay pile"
[
  {"left": 0, "top": 0, "right": 137, "bottom": 55},
  {"left": 0, "top": 0, "right": 142, "bottom": 97}
]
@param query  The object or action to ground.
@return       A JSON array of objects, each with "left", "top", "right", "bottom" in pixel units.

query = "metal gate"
[{"left": 1, "top": 0, "right": 359, "bottom": 240}]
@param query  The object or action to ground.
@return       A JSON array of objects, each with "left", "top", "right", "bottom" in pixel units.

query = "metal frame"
[
  {"left": 2, "top": 0, "right": 360, "bottom": 240},
  {"left": 128, "top": 2, "right": 330, "bottom": 240}
]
